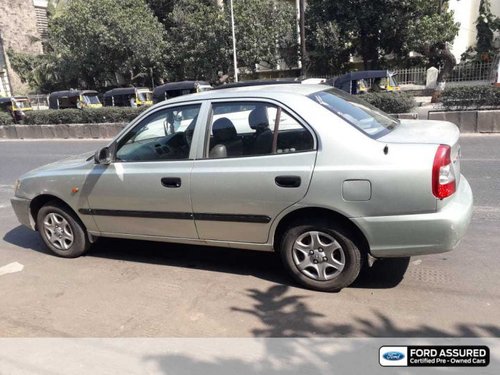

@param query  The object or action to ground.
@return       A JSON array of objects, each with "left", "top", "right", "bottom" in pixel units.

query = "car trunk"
[{"left": 379, "top": 119, "right": 462, "bottom": 195}]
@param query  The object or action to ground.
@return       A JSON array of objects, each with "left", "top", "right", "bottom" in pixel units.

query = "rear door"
[{"left": 190, "top": 100, "right": 317, "bottom": 244}]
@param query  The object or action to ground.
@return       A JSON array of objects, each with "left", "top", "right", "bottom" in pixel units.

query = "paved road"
[{"left": 0, "top": 137, "right": 499, "bottom": 337}]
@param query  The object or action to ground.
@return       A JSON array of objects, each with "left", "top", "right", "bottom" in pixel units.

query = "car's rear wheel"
[
  {"left": 37, "top": 202, "right": 90, "bottom": 258},
  {"left": 280, "top": 220, "right": 362, "bottom": 292}
]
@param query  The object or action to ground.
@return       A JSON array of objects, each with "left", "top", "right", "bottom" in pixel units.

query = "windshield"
[
  {"left": 13, "top": 99, "right": 30, "bottom": 109},
  {"left": 389, "top": 75, "right": 398, "bottom": 87},
  {"left": 309, "top": 88, "right": 398, "bottom": 138},
  {"left": 83, "top": 94, "right": 101, "bottom": 105},
  {"left": 137, "top": 91, "right": 153, "bottom": 102}
]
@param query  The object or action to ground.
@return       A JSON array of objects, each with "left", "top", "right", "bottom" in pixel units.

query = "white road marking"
[{"left": 0, "top": 262, "right": 24, "bottom": 277}]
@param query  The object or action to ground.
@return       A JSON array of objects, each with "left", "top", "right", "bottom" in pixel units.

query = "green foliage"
[
  {"left": 22, "top": 107, "right": 146, "bottom": 125},
  {"left": 233, "top": 0, "right": 298, "bottom": 71},
  {"left": 164, "top": 0, "right": 231, "bottom": 82},
  {"left": 0, "top": 112, "right": 14, "bottom": 125},
  {"left": 462, "top": 0, "right": 500, "bottom": 62},
  {"left": 164, "top": 0, "right": 298, "bottom": 81},
  {"left": 441, "top": 86, "right": 500, "bottom": 110},
  {"left": 49, "top": 0, "right": 166, "bottom": 88},
  {"left": 306, "top": 0, "right": 459, "bottom": 74},
  {"left": 9, "top": 0, "right": 166, "bottom": 92},
  {"left": 360, "top": 92, "right": 416, "bottom": 114},
  {"left": 7, "top": 51, "right": 65, "bottom": 92}
]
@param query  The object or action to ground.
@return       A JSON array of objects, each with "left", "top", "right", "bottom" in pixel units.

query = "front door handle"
[
  {"left": 161, "top": 177, "right": 182, "bottom": 188},
  {"left": 275, "top": 175, "right": 301, "bottom": 188}
]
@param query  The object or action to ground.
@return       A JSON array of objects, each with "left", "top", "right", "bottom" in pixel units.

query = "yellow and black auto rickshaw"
[
  {"left": 333, "top": 70, "right": 400, "bottom": 94},
  {"left": 48, "top": 90, "right": 102, "bottom": 109},
  {"left": 103, "top": 87, "right": 153, "bottom": 107},
  {"left": 0, "top": 96, "right": 33, "bottom": 122},
  {"left": 152, "top": 81, "right": 212, "bottom": 104}
]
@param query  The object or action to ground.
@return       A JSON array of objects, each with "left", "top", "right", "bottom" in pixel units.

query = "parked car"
[
  {"left": 0, "top": 96, "right": 32, "bottom": 122},
  {"left": 334, "top": 70, "right": 400, "bottom": 94},
  {"left": 103, "top": 87, "right": 153, "bottom": 107},
  {"left": 153, "top": 81, "right": 212, "bottom": 103},
  {"left": 11, "top": 84, "right": 472, "bottom": 291},
  {"left": 48, "top": 90, "right": 102, "bottom": 110}
]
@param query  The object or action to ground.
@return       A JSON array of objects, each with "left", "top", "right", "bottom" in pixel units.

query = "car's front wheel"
[
  {"left": 280, "top": 220, "right": 362, "bottom": 292},
  {"left": 37, "top": 202, "right": 90, "bottom": 258}
]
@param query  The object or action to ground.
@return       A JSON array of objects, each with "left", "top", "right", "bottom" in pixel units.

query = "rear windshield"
[{"left": 308, "top": 88, "right": 398, "bottom": 138}]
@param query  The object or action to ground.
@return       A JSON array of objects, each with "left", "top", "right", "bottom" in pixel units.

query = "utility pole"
[
  {"left": 230, "top": 0, "right": 238, "bottom": 82},
  {"left": 299, "top": 0, "right": 307, "bottom": 77}
]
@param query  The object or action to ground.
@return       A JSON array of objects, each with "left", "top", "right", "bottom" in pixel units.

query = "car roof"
[
  {"left": 104, "top": 87, "right": 151, "bottom": 96},
  {"left": 159, "top": 84, "right": 330, "bottom": 105},
  {"left": 49, "top": 90, "right": 98, "bottom": 98}
]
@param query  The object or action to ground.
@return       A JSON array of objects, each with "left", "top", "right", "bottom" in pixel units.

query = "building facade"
[
  {"left": 449, "top": 0, "right": 500, "bottom": 61},
  {"left": 0, "top": 0, "right": 48, "bottom": 96}
]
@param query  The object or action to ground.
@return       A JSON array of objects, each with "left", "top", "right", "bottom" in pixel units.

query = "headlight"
[{"left": 14, "top": 179, "right": 21, "bottom": 195}]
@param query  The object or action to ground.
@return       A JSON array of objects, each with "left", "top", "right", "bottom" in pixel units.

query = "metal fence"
[
  {"left": 393, "top": 67, "right": 426, "bottom": 85},
  {"left": 394, "top": 62, "right": 494, "bottom": 85},
  {"left": 448, "top": 61, "right": 493, "bottom": 82}
]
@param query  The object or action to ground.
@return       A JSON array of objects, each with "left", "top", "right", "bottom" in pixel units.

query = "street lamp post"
[{"left": 230, "top": 0, "right": 238, "bottom": 82}]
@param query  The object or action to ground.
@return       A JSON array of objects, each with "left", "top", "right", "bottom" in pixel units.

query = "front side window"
[
  {"left": 309, "top": 88, "right": 398, "bottom": 138},
  {"left": 206, "top": 101, "right": 314, "bottom": 159},
  {"left": 116, "top": 104, "right": 201, "bottom": 162}
]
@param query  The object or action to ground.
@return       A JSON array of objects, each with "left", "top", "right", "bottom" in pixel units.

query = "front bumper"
[
  {"left": 353, "top": 176, "right": 473, "bottom": 258},
  {"left": 10, "top": 196, "right": 35, "bottom": 230}
]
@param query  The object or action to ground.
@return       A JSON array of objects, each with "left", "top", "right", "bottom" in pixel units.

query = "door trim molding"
[{"left": 79, "top": 208, "right": 271, "bottom": 224}]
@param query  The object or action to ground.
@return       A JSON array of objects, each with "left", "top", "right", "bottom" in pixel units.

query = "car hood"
[
  {"left": 20, "top": 151, "right": 95, "bottom": 179},
  {"left": 379, "top": 119, "right": 460, "bottom": 146}
]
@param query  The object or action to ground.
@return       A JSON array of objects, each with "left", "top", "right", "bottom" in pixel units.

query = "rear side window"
[
  {"left": 309, "top": 88, "right": 398, "bottom": 138},
  {"left": 206, "top": 101, "right": 314, "bottom": 159}
]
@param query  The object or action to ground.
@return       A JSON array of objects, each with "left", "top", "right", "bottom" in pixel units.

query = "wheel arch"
[
  {"left": 30, "top": 194, "right": 80, "bottom": 231},
  {"left": 273, "top": 207, "right": 370, "bottom": 256}
]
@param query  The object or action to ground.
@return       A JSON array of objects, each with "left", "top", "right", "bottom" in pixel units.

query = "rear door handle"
[
  {"left": 161, "top": 177, "right": 182, "bottom": 188},
  {"left": 275, "top": 175, "right": 301, "bottom": 188}
]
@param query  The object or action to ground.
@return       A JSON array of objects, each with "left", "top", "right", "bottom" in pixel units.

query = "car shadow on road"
[
  {"left": 3, "top": 225, "right": 409, "bottom": 290},
  {"left": 141, "top": 286, "right": 500, "bottom": 374}
]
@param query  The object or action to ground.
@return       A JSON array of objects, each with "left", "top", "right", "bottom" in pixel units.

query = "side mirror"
[{"left": 94, "top": 147, "right": 111, "bottom": 164}]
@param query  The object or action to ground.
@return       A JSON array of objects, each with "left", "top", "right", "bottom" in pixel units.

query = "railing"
[
  {"left": 395, "top": 62, "right": 494, "bottom": 85},
  {"left": 448, "top": 62, "right": 492, "bottom": 82},
  {"left": 393, "top": 67, "right": 426, "bottom": 85}
]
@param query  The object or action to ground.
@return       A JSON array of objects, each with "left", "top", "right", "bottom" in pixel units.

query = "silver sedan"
[{"left": 11, "top": 84, "right": 473, "bottom": 291}]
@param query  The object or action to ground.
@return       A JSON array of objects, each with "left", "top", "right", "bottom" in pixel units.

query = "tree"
[
  {"left": 144, "top": 0, "right": 176, "bottom": 28},
  {"left": 163, "top": 0, "right": 298, "bottom": 82},
  {"left": 233, "top": 0, "right": 298, "bottom": 71},
  {"left": 48, "top": 0, "right": 166, "bottom": 89},
  {"left": 305, "top": 0, "right": 459, "bottom": 74},
  {"left": 163, "top": 0, "right": 232, "bottom": 81},
  {"left": 10, "top": 0, "right": 167, "bottom": 92}
]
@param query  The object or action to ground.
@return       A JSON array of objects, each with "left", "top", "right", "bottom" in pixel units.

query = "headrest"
[
  {"left": 212, "top": 117, "right": 237, "bottom": 142},
  {"left": 249, "top": 106, "right": 269, "bottom": 130}
]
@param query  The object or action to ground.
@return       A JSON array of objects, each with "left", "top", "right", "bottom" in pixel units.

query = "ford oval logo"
[{"left": 383, "top": 351, "right": 405, "bottom": 361}]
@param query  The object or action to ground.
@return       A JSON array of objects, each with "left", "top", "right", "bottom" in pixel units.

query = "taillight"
[{"left": 432, "top": 144, "right": 456, "bottom": 199}]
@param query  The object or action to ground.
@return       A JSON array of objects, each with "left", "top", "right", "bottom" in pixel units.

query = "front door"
[
  {"left": 85, "top": 103, "right": 203, "bottom": 239},
  {"left": 190, "top": 100, "right": 317, "bottom": 244}
]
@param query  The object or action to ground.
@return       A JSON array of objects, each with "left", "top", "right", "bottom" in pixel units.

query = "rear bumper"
[
  {"left": 353, "top": 176, "right": 473, "bottom": 258},
  {"left": 10, "top": 196, "right": 35, "bottom": 230}
]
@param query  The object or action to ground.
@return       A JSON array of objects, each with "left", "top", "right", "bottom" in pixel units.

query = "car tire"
[
  {"left": 37, "top": 201, "right": 90, "bottom": 258},
  {"left": 280, "top": 220, "right": 362, "bottom": 292}
]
